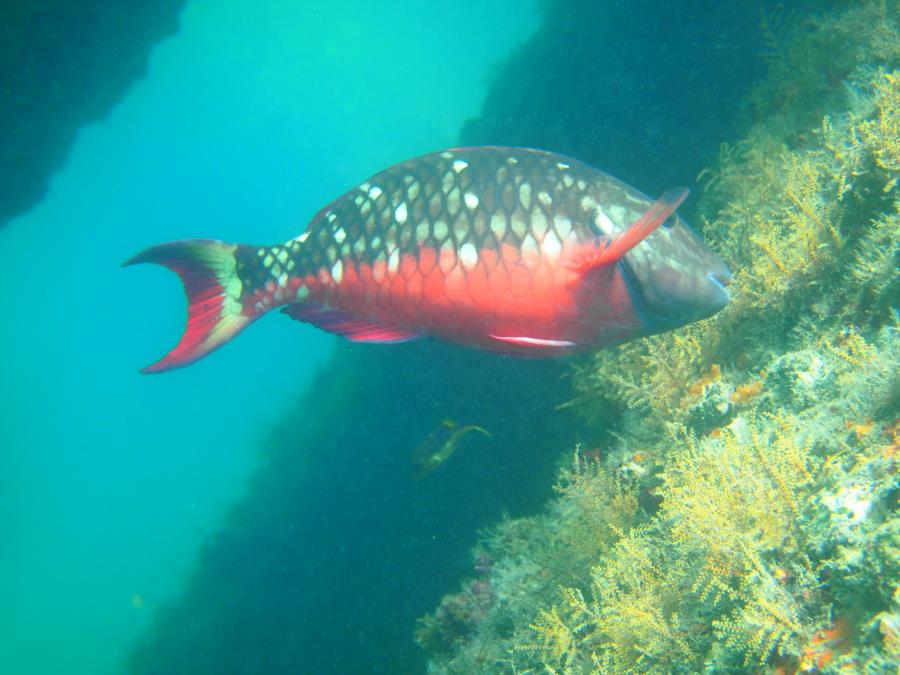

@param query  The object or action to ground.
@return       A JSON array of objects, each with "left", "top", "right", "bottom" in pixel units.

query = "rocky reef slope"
[
  {"left": 0, "top": 0, "right": 185, "bottom": 228},
  {"left": 419, "top": 2, "right": 899, "bottom": 672}
]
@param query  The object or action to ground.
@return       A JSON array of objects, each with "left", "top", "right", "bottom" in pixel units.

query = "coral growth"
[
  {"left": 415, "top": 553, "right": 497, "bottom": 656},
  {"left": 420, "top": 324, "right": 897, "bottom": 674},
  {"left": 417, "top": 2, "right": 900, "bottom": 672}
]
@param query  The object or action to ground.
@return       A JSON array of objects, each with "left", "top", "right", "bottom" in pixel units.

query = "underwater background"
[{"left": 1, "top": 1, "right": 897, "bottom": 674}]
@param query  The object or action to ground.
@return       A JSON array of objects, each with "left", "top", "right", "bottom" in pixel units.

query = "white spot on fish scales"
[
  {"left": 368, "top": 185, "right": 382, "bottom": 200},
  {"left": 519, "top": 182, "right": 532, "bottom": 209},
  {"left": 522, "top": 233, "right": 538, "bottom": 255},
  {"left": 439, "top": 241, "right": 456, "bottom": 271},
  {"left": 442, "top": 172, "right": 455, "bottom": 192},
  {"left": 511, "top": 215, "right": 527, "bottom": 239},
  {"left": 277, "top": 249, "right": 288, "bottom": 263},
  {"left": 490, "top": 213, "right": 507, "bottom": 239},
  {"left": 447, "top": 187, "right": 460, "bottom": 212},
  {"left": 464, "top": 192, "right": 479, "bottom": 209},
  {"left": 554, "top": 215, "right": 573, "bottom": 240},
  {"left": 441, "top": 151, "right": 454, "bottom": 159},
  {"left": 395, "top": 202, "right": 408, "bottom": 224},
  {"left": 595, "top": 208, "right": 616, "bottom": 235},
  {"left": 556, "top": 162, "right": 570, "bottom": 170},
  {"left": 609, "top": 205, "right": 627, "bottom": 227},
  {"left": 433, "top": 220, "right": 449, "bottom": 240},
  {"left": 335, "top": 228, "right": 346, "bottom": 244},
  {"left": 491, "top": 212, "right": 506, "bottom": 240},
  {"left": 459, "top": 242, "right": 478, "bottom": 269},
  {"left": 542, "top": 230, "right": 562, "bottom": 257},
  {"left": 452, "top": 160, "right": 468, "bottom": 172},
  {"left": 531, "top": 209, "right": 548, "bottom": 239},
  {"left": 388, "top": 248, "right": 400, "bottom": 273},
  {"left": 538, "top": 191, "right": 552, "bottom": 206},
  {"left": 331, "top": 260, "right": 343, "bottom": 283},
  {"left": 296, "top": 231, "right": 310, "bottom": 243}
]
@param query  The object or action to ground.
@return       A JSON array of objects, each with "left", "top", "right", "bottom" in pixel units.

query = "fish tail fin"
[{"left": 123, "top": 239, "right": 256, "bottom": 373}]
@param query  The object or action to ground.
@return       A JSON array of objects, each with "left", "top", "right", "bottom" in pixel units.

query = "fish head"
[{"left": 620, "top": 214, "right": 732, "bottom": 331}]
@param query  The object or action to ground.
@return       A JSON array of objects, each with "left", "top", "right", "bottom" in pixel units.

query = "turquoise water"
[{"left": 0, "top": 3, "right": 536, "bottom": 673}]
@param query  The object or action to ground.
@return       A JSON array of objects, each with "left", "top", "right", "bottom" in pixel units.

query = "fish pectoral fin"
[
  {"left": 281, "top": 304, "right": 421, "bottom": 343},
  {"left": 566, "top": 187, "right": 690, "bottom": 273},
  {"left": 489, "top": 334, "right": 576, "bottom": 349}
]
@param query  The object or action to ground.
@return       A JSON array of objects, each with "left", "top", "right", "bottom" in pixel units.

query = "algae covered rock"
[{"left": 418, "top": 1, "right": 900, "bottom": 672}]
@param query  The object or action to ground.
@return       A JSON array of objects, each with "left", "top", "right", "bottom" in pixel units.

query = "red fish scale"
[{"left": 234, "top": 147, "right": 650, "bottom": 352}]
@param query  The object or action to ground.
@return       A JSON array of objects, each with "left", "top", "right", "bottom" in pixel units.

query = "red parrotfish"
[{"left": 125, "top": 147, "right": 731, "bottom": 373}]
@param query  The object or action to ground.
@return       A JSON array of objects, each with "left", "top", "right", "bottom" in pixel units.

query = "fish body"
[
  {"left": 411, "top": 419, "right": 491, "bottom": 479},
  {"left": 126, "top": 147, "right": 731, "bottom": 372}
]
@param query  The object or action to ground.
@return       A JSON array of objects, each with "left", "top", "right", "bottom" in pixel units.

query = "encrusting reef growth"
[{"left": 417, "top": 2, "right": 900, "bottom": 672}]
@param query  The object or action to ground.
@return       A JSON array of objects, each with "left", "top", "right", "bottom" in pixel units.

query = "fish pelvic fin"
[
  {"left": 123, "top": 239, "right": 254, "bottom": 373},
  {"left": 281, "top": 304, "right": 421, "bottom": 343},
  {"left": 569, "top": 187, "right": 690, "bottom": 271}
]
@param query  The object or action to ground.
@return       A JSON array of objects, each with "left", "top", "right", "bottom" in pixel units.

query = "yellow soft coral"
[
  {"left": 662, "top": 419, "right": 815, "bottom": 560},
  {"left": 858, "top": 70, "right": 900, "bottom": 191}
]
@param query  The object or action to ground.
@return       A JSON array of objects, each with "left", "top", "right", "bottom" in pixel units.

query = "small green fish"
[{"left": 411, "top": 419, "right": 491, "bottom": 479}]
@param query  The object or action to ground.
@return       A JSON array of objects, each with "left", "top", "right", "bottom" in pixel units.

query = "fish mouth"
[
  {"left": 707, "top": 270, "right": 732, "bottom": 305},
  {"left": 709, "top": 271, "right": 732, "bottom": 287}
]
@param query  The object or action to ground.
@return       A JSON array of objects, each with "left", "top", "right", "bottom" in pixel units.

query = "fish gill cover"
[{"left": 125, "top": 1, "right": 898, "bottom": 674}]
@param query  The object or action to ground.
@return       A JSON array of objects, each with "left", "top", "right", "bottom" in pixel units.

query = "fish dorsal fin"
[
  {"left": 569, "top": 187, "right": 689, "bottom": 273},
  {"left": 281, "top": 304, "right": 421, "bottom": 343}
]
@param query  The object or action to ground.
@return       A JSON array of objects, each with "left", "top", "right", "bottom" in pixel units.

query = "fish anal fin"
[
  {"left": 282, "top": 304, "right": 421, "bottom": 343},
  {"left": 567, "top": 187, "right": 689, "bottom": 273}
]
